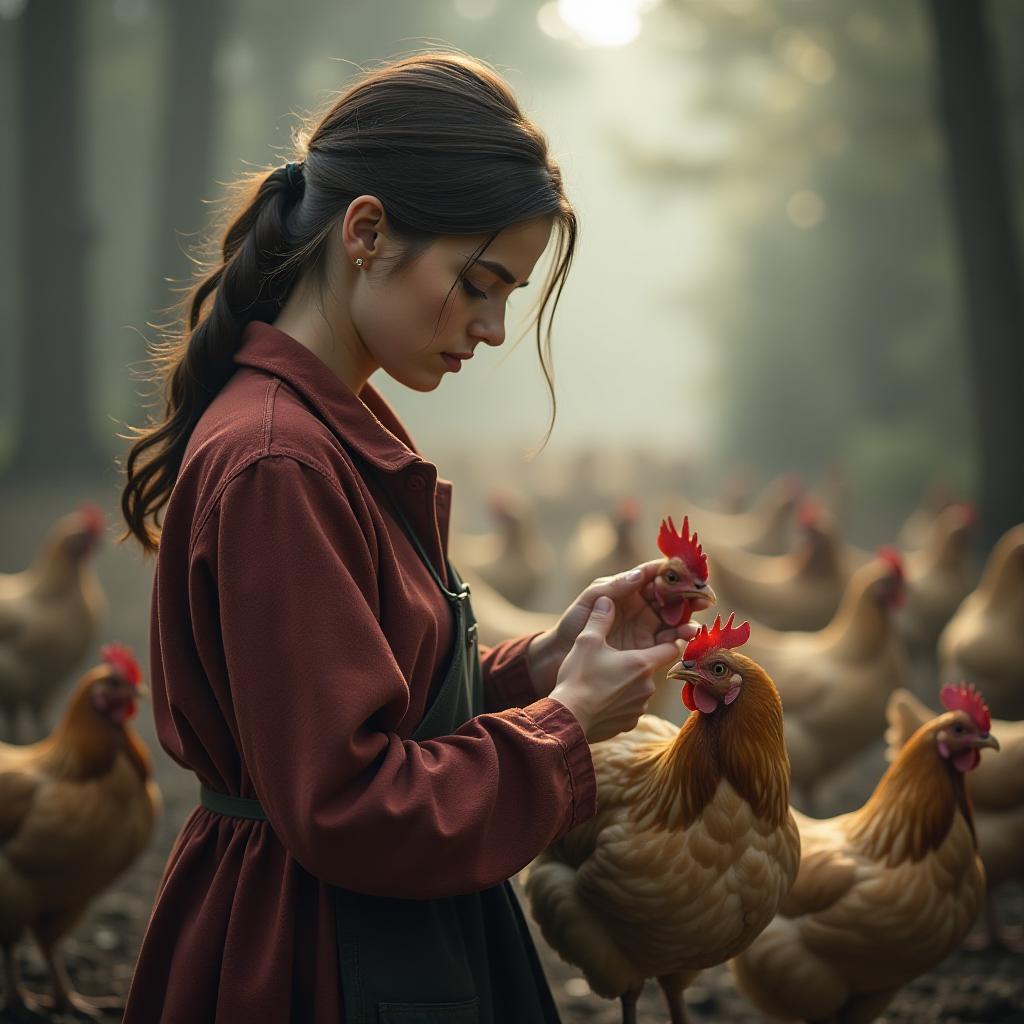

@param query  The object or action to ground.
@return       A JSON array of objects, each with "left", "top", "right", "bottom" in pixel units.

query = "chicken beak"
[
  {"left": 975, "top": 732, "right": 1000, "bottom": 752},
  {"left": 667, "top": 664, "right": 702, "bottom": 684},
  {"left": 135, "top": 683, "right": 151, "bottom": 700},
  {"left": 683, "top": 585, "right": 717, "bottom": 606}
]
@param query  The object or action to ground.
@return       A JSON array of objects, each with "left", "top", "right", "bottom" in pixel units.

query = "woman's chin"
[{"left": 384, "top": 367, "right": 444, "bottom": 393}]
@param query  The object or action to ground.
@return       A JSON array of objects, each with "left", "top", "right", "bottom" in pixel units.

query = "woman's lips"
[{"left": 441, "top": 352, "right": 472, "bottom": 372}]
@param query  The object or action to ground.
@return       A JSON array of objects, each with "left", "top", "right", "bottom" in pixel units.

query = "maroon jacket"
[{"left": 123, "top": 321, "right": 597, "bottom": 1023}]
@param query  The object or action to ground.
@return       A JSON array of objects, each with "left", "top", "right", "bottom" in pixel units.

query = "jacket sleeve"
[
  {"left": 192, "top": 454, "right": 595, "bottom": 899},
  {"left": 478, "top": 634, "right": 546, "bottom": 713}
]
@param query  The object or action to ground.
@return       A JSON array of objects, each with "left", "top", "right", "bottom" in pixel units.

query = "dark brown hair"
[{"left": 118, "top": 51, "right": 577, "bottom": 555}]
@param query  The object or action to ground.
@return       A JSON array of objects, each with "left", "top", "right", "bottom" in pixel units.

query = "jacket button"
[{"left": 407, "top": 473, "right": 426, "bottom": 491}]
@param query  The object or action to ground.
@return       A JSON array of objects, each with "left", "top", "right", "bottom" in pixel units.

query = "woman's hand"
[
  {"left": 547, "top": 596, "right": 682, "bottom": 743},
  {"left": 527, "top": 560, "right": 699, "bottom": 699}
]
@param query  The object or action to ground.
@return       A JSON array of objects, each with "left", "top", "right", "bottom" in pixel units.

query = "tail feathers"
[{"left": 884, "top": 688, "right": 933, "bottom": 762}]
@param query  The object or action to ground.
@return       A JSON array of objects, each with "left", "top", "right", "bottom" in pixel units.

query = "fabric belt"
[{"left": 200, "top": 785, "right": 268, "bottom": 820}]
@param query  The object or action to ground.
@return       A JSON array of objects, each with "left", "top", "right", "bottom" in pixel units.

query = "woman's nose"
[{"left": 469, "top": 314, "right": 505, "bottom": 348}]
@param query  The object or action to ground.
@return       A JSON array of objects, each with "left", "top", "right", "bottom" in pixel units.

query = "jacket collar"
[{"left": 234, "top": 320, "right": 423, "bottom": 475}]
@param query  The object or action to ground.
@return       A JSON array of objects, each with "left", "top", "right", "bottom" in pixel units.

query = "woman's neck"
[{"left": 273, "top": 277, "right": 377, "bottom": 394}]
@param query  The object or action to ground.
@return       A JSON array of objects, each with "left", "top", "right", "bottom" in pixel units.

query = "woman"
[{"left": 119, "top": 52, "right": 695, "bottom": 1023}]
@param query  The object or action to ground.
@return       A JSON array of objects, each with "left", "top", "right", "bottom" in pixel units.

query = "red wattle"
[{"left": 681, "top": 682, "right": 697, "bottom": 712}]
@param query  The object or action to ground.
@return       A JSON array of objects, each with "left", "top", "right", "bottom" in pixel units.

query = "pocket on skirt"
[{"left": 377, "top": 996, "right": 480, "bottom": 1023}]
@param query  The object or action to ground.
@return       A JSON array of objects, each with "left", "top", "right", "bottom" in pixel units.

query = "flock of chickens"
[
  {"left": 0, "top": 468, "right": 1020, "bottom": 1022},
  {"left": 453, "top": 474, "right": 1023, "bottom": 1023}
]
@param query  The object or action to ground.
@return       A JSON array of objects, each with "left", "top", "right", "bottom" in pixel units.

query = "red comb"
[
  {"left": 79, "top": 503, "right": 106, "bottom": 538},
  {"left": 955, "top": 502, "right": 978, "bottom": 527},
  {"left": 617, "top": 497, "right": 641, "bottom": 522},
  {"left": 657, "top": 516, "right": 708, "bottom": 581},
  {"left": 940, "top": 682, "right": 991, "bottom": 733},
  {"left": 101, "top": 643, "right": 141, "bottom": 687},
  {"left": 877, "top": 546, "right": 904, "bottom": 583},
  {"left": 683, "top": 613, "right": 751, "bottom": 662},
  {"left": 798, "top": 500, "right": 822, "bottom": 529}
]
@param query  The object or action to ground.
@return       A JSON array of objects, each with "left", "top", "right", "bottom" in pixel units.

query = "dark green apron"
[{"left": 200, "top": 457, "right": 561, "bottom": 1023}]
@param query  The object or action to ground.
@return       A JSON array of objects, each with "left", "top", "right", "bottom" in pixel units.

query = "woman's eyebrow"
[{"left": 463, "top": 255, "right": 530, "bottom": 288}]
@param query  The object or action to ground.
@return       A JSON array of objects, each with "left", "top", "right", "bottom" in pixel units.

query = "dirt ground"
[{"left": 1, "top": 478, "right": 1021, "bottom": 1024}]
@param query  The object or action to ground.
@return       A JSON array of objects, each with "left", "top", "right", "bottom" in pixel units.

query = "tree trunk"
[
  {"left": 4, "top": 0, "right": 108, "bottom": 482},
  {"left": 151, "top": 0, "right": 226, "bottom": 324},
  {"left": 927, "top": 0, "right": 1024, "bottom": 550}
]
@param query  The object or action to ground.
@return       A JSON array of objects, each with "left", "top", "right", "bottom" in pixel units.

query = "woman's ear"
[{"left": 341, "top": 194, "right": 390, "bottom": 265}]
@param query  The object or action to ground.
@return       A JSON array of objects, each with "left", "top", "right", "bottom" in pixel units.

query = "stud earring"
[{"left": 354, "top": 258, "right": 364, "bottom": 268}]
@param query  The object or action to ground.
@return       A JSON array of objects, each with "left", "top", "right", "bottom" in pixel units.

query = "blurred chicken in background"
[
  {"left": 898, "top": 480, "right": 957, "bottom": 552},
  {"left": 566, "top": 497, "right": 644, "bottom": 600},
  {"left": 460, "top": 567, "right": 557, "bottom": 650},
  {"left": 887, "top": 687, "right": 1024, "bottom": 953},
  {"left": 678, "top": 473, "right": 803, "bottom": 556},
  {"left": 896, "top": 502, "right": 977, "bottom": 670},
  {"left": 742, "top": 549, "right": 908, "bottom": 812},
  {"left": 731, "top": 684, "right": 997, "bottom": 1024},
  {"left": 0, "top": 644, "right": 160, "bottom": 1018},
  {"left": 0, "top": 504, "right": 107, "bottom": 742},
  {"left": 939, "top": 522, "right": 1024, "bottom": 719},
  {"left": 707, "top": 501, "right": 849, "bottom": 632},
  {"left": 452, "top": 490, "right": 552, "bottom": 609}
]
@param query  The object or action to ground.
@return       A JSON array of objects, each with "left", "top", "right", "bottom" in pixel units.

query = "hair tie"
[{"left": 283, "top": 160, "right": 305, "bottom": 193}]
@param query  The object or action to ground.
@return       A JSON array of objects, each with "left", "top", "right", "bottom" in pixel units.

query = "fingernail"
[
  {"left": 595, "top": 596, "right": 612, "bottom": 612},
  {"left": 625, "top": 568, "right": 642, "bottom": 581}
]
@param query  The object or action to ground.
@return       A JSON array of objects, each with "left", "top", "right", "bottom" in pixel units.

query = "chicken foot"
[
  {"left": 1, "top": 943, "right": 51, "bottom": 1021},
  {"left": 37, "top": 941, "right": 125, "bottom": 1021},
  {"left": 964, "top": 888, "right": 1024, "bottom": 954}
]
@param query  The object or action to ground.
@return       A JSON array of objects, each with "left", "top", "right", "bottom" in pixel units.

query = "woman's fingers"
[
  {"left": 577, "top": 595, "right": 616, "bottom": 646},
  {"left": 579, "top": 560, "right": 664, "bottom": 606}
]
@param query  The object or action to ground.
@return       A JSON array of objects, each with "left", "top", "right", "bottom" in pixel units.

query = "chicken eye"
[
  {"left": 952, "top": 723, "right": 964, "bottom": 733},
  {"left": 664, "top": 570, "right": 679, "bottom": 584},
  {"left": 711, "top": 663, "right": 726, "bottom": 676}
]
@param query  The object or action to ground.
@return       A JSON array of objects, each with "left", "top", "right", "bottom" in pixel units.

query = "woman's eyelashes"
[{"left": 461, "top": 277, "right": 488, "bottom": 300}]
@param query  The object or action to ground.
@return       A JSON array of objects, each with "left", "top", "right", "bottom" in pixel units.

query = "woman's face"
[{"left": 347, "top": 210, "right": 554, "bottom": 392}]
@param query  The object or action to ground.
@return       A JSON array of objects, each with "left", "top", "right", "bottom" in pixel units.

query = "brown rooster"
[
  {"left": 525, "top": 613, "right": 799, "bottom": 1024},
  {"left": 0, "top": 504, "right": 107, "bottom": 741},
  {"left": 731, "top": 683, "right": 997, "bottom": 1024},
  {"left": 0, "top": 644, "right": 160, "bottom": 1019}
]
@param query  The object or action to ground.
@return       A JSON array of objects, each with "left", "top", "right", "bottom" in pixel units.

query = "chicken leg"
[
  {"left": 2, "top": 943, "right": 50, "bottom": 1021},
  {"left": 38, "top": 940, "right": 124, "bottom": 1021},
  {"left": 657, "top": 971, "right": 692, "bottom": 1024},
  {"left": 619, "top": 986, "right": 643, "bottom": 1024}
]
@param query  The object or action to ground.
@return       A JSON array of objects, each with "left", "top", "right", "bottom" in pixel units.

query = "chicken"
[
  {"left": 452, "top": 491, "right": 551, "bottom": 608},
  {"left": 460, "top": 567, "right": 557, "bottom": 649},
  {"left": 525, "top": 614, "right": 799, "bottom": 1024},
  {"left": 740, "top": 549, "right": 909, "bottom": 812},
  {"left": 0, "top": 643, "right": 160, "bottom": 1018},
  {"left": 897, "top": 480, "right": 956, "bottom": 551},
  {"left": 886, "top": 687, "right": 1024, "bottom": 951},
  {"left": 0, "top": 504, "right": 108, "bottom": 741},
  {"left": 679, "top": 473, "right": 802, "bottom": 556},
  {"left": 566, "top": 498, "right": 644, "bottom": 599},
  {"left": 938, "top": 522, "right": 1024, "bottom": 718},
  {"left": 707, "top": 502, "right": 850, "bottom": 632},
  {"left": 895, "top": 503, "right": 977, "bottom": 665},
  {"left": 731, "top": 683, "right": 997, "bottom": 1024}
]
